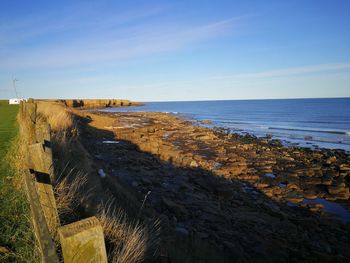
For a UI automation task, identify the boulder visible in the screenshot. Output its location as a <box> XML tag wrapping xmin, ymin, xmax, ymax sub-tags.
<box><xmin>217</xmin><ymin>186</ymin><xmax>234</xmax><ymax>199</ymax></box>
<box><xmin>285</xmin><ymin>193</ymin><xmax>303</xmax><ymax>203</ymax></box>
<box><xmin>162</xmin><ymin>197</ymin><xmax>188</xmax><ymax>220</ymax></box>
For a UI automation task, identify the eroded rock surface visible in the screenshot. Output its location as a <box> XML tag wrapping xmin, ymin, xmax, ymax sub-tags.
<box><xmin>79</xmin><ymin>110</ymin><xmax>350</xmax><ymax>262</ymax></box>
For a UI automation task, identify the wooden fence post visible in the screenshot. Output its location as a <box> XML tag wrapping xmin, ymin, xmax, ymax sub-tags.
<box><xmin>35</xmin><ymin>122</ymin><xmax>51</xmax><ymax>142</ymax></box>
<box><xmin>24</xmin><ymin>170</ymin><xmax>59</xmax><ymax>263</ymax></box>
<box><xmin>35</xmin><ymin>122</ymin><xmax>56</xmax><ymax>182</ymax></box>
<box><xmin>28</xmin><ymin>143</ymin><xmax>60</xmax><ymax>233</ymax></box>
<box><xmin>25</xmin><ymin>101</ymin><xmax>37</xmax><ymax>144</ymax></box>
<box><xmin>58</xmin><ymin>217</ymin><xmax>108</xmax><ymax>263</ymax></box>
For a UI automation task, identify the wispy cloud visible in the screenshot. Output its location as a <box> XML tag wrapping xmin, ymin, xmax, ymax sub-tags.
<box><xmin>126</xmin><ymin>62</ymin><xmax>350</xmax><ymax>89</ymax></box>
<box><xmin>0</xmin><ymin>4</ymin><xmax>242</xmax><ymax>70</ymax></box>
<box><xmin>0</xmin><ymin>4</ymin><xmax>165</xmax><ymax>45</ymax></box>
<box><xmin>230</xmin><ymin>63</ymin><xmax>350</xmax><ymax>79</ymax></box>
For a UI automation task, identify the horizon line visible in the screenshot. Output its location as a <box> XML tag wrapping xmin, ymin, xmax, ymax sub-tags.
<box><xmin>1</xmin><ymin>96</ymin><xmax>349</xmax><ymax>102</ymax></box>
<box><xmin>141</xmin><ymin>96</ymin><xmax>350</xmax><ymax>103</ymax></box>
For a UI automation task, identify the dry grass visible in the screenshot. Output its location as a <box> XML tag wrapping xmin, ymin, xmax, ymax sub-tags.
<box><xmin>36</xmin><ymin>101</ymin><xmax>74</xmax><ymax>132</ymax></box>
<box><xmin>36</xmin><ymin>101</ymin><xmax>78</xmax><ymax>162</ymax></box>
<box><xmin>35</xmin><ymin>101</ymin><xmax>161</xmax><ymax>262</ymax></box>
<box><xmin>98</xmin><ymin>201</ymin><xmax>160</xmax><ymax>263</ymax></box>
<box><xmin>54</xmin><ymin>169</ymin><xmax>87</xmax><ymax>221</ymax></box>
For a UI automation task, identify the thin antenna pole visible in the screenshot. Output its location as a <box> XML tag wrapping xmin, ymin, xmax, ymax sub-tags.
<box><xmin>12</xmin><ymin>76</ymin><xmax>19</xmax><ymax>99</ymax></box>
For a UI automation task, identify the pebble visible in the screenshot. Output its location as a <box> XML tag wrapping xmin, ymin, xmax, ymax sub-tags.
<box><xmin>175</xmin><ymin>226</ymin><xmax>189</xmax><ymax>236</ymax></box>
<box><xmin>98</xmin><ymin>168</ymin><xmax>106</xmax><ymax>178</ymax></box>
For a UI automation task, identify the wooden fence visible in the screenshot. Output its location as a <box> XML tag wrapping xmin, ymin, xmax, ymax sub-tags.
<box><xmin>19</xmin><ymin>100</ymin><xmax>107</xmax><ymax>263</ymax></box>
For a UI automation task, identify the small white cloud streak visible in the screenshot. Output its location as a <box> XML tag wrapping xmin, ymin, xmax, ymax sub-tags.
<box><xmin>125</xmin><ymin>62</ymin><xmax>350</xmax><ymax>89</ymax></box>
<box><xmin>39</xmin><ymin>62</ymin><xmax>350</xmax><ymax>91</ymax></box>
<box><xmin>0</xmin><ymin>5</ymin><xmax>165</xmax><ymax>45</ymax></box>
<box><xmin>0</xmin><ymin>5</ymin><xmax>242</xmax><ymax>70</ymax></box>
<box><xmin>230</xmin><ymin>63</ymin><xmax>350</xmax><ymax>79</ymax></box>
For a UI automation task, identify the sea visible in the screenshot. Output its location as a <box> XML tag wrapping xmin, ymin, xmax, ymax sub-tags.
<box><xmin>102</xmin><ymin>98</ymin><xmax>350</xmax><ymax>152</ymax></box>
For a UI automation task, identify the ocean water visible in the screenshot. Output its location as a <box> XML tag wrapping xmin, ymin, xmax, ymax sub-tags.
<box><xmin>102</xmin><ymin>98</ymin><xmax>350</xmax><ymax>151</ymax></box>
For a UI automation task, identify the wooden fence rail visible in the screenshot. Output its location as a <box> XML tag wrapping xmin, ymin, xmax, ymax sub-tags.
<box><xmin>20</xmin><ymin>100</ymin><xmax>107</xmax><ymax>263</ymax></box>
<box><xmin>24</xmin><ymin>169</ymin><xmax>59</xmax><ymax>263</ymax></box>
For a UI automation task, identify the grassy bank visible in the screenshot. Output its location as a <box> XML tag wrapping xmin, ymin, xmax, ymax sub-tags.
<box><xmin>37</xmin><ymin>101</ymin><xmax>160</xmax><ymax>262</ymax></box>
<box><xmin>0</xmin><ymin>101</ymin><xmax>38</xmax><ymax>262</ymax></box>
<box><xmin>0</xmin><ymin>101</ymin><xmax>18</xmax><ymax>154</ymax></box>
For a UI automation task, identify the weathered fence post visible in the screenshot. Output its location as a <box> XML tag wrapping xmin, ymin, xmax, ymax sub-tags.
<box><xmin>25</xmin><ymin>101</ymin><xmax>37</xmax><ymax>144</ymax></box>
<box><xmin>34</xmin><ymin>122</ymin><xmax>56</xmax><ymax>182</ymax></box>
<box><xmin>58</xmin><ymin>217</ymin><xmax>108</xmax><ymax>263</ymax></box>
<box><xmin>28</xmin><ymin>143</ymin><xmax>60</xmax><ymax>233</ymax></box>
<box><xmin>24</xmin><ymin>170</ymin><xmax>59</xmax><ymax>263</ymax></box>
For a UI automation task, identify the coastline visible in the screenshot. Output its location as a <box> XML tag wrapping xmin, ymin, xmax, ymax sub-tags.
<box><xmin>37</xmin><ymin>99</ymin><xmax>144</xmax><ymax>109</ymax></box>
<box><xmin>75</xmin><ymin>108</ymin><xmax>350</xmax><ymax>261</ymax></box>
<box><xmin>102</xmin><ymin>98</ymin><xmax>350</xmax><ymax>152</ymax></box>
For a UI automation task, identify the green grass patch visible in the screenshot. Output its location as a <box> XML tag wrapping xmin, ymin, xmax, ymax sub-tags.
<box><xmin>0</xmin><ymin>101</ymin><xmax>39</xmax><ymax>262</ymax></box>
<box><xmin>0</xmin><ymin>101</ymin><xmax>19</xmax><ymax>156</ymax></box>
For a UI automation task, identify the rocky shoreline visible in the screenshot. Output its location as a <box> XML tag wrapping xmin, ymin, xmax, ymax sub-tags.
<box><xmin>77</xmin><ymin>109</ymin><xmax>350</xmax><ymax>262</ymax></box>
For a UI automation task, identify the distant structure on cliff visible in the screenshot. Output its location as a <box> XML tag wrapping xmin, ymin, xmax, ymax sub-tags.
<box><xmin>9</xmin><ymin>98</ymin><xmax>24</xmax><ymax>104</ymax></box>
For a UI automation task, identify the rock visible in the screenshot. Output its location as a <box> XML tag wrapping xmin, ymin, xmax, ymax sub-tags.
<box><xmin>308</xmin><ymin>203</ymin><xmax>324</xmax><ymax>212</ymax></box>
<box><xmin>303</xmin><ymin>190</ymin><xmax>318</xmax><ymax>200</ymax></box>
<box><xmin>287</xmin><ymin>183</ymin><xmax>299</xmax><ymax>190</ymax></box>
<box><xmin>340</xmin><ymin>164</ymin><xmax>350</xmax><ymax>171</ymax></box>
<box><xmin>98</xmin><ymin>168</ymin><xmax>106</xmax><ymax>178</ymax></box>
<box><xmin>326</xmin><ymin>156</ymin><xmax>337</xmax><ymax>164</ymax></box>
<box><xmin>329</xmin><ymin>187</ymin><xmax>350</xmax><ymax>199</ymax></box>
<box><xmin>193</xmin><ymin>179</ymin><xmax>215</xmax><ymax>192</ymax></box>
<box><xmin>255</xmin><ymin>183</ymin><xmax>269</xmax><ymax>189</ymax></box>
<box><xmin>175</xmin><ymin>226</ymin><xmax>189</xmax><ymax>236</ymax></box>
<box><xmin>201</xmin><ymin>120</ymin><xmax>213</xmax><ymax>124</ymax></box>
<box><xmin>263</xmin><ymin>188</ymin><xmax>275</xmax><ymax>197</ymax></box>
<box><xmin>322</xmin><ymin>175</ymin><xmax>333</xmax><ymax>185</ymax></box>
<box><xmin>201</xmin><ymin>212</ymin><xmax>224</xmax><ymax>223</ymax></box>
<box><xmin>217</xmin><ymin>162</ymin><xmax>247</xmax><ymax>176</ymax></box>
<box><xmin>328</xmin><ymin>184</ymin><xmax>348</xmax><ymax>195</ymax></box>
<box><xmin>197</xmin><ymin>232</ymin><xmax>209</xmax><ymax>239</ymax></box>
<box><xmin>84</xmin><ymin>109</ymin><xmax>350</xmax><ymax>262</ymax></box>
<box><xmin>222</xmin><ymin>241</ymin><xmax>244</xmax><ymax>258</ymax></box>
<box><xmin>162</xmin><ymin>197</ymin><xmax>188</xmax><ymax>220</ymax></box>
<box><xmin>303</xmin><ymin>177</ymin><xmax>322</xmax><ymax>185</ymax></box>
<box><xmin>335</xmin><ymin>194</ymin><xmax>349</xmax><ymax>200</ymax></box>
<box><xmin>179</xmin><ymin>181</ymin><xmax>192</xmax><ymax>191</ymax></box>
<box><xmin>141</xmin><ymin>177</ymin><xmax>152</xmax><ymax>185</ymax></box>
<box><xmin>190</xmin><ymin>160</ymin><xmax>199</xmax><ymax>168</ymax></box>
<box><xmin>217</xmin><ymin>186</ymin><xmax>234</xmax><ymax>199</ymax></box>
<box><xmin>285</xmin><ymin>193</ymin><xmax>304</xmax><ymax>203</ymax></box>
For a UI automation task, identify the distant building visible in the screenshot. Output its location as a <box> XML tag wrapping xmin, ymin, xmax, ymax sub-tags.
<box><xmin>9</xmin><ymin>98</ymin><xmax>23</xmax><ymax>104</ymax></box>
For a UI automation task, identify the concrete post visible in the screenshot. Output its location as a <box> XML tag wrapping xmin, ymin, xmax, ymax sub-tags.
<box><xmin>58</xmin><ymin>217</ymin><xmax>108</xmax><ymax>263</ymax></box>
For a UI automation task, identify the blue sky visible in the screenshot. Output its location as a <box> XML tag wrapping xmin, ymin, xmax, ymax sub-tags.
<box><xmin>0</xmin><ymin>0</ymin><xmax>349</xmax><ymax>101</ymax></box>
